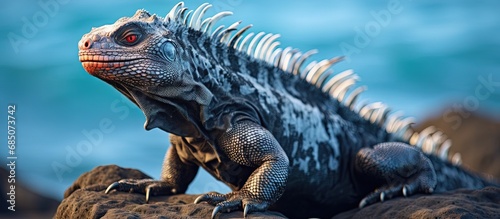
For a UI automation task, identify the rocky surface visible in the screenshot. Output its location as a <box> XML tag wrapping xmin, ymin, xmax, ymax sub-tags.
<box><xmin>55</xmin><ymin>165</ymin><xmax>286</xmax><ymax>219</ymax></box>
<box><xmin>55</xmin><ymin>165</ymin><xmax>500</xmax><ymax>219</ymax></box>
<box><xmin>333</xmin><ymin>186</ymin><xmax>500</xmax><ymax>219</ymax></box>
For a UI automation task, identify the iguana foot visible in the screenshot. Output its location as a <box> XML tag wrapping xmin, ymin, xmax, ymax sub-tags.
<box><xmin>194</xmin><ymin>190</ymin><xmax>270</xmax><ymax>218</ymax></box>
<box><xmin>356</xmin><ymin>142</ymin><xmax>437</xmax><ymax>208</ymax></box>
<box><xmin>358</xmin><ymin>182</ymin><xmax>434</xmax><ymax>208</ymax></box>
<box><xmin>105</xmin><ymin>179</ymin><xmax>176</xmax><ymax>202</ymax></box>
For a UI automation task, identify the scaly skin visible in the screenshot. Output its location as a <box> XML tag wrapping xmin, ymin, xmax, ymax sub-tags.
<box><xmin>78</xmin><ymin>3</ymin><xmax>496</xmax><ymax>218</ymax></box>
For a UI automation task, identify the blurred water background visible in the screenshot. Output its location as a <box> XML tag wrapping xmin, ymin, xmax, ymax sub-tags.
<box><xmin>0</xmin><ymin>0</ymin><xmax>499</xmax><ymax>201</ymax></box>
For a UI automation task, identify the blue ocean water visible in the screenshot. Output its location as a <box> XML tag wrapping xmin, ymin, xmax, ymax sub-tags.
<box><xmin>0</xmin><ymin>0</ymin><xmax>499</xmax><ymax>200</ymax></box>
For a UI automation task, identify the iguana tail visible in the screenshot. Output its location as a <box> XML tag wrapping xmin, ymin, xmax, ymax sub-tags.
<box><xmin>427</xmin><ymin>154</ymin><xmax>498</xmax><ymax>192</ymax></box>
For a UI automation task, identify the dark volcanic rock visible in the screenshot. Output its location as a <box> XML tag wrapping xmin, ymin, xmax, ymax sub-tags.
<box><xmin>333</xmin><ymin>186</ymin><xmax>500</xmax><ymax>219</ymax></box>
<box><xmin>55</xmin><ymin>165</ymin><xmax>287</xmax><ymax>219</ymax></box>
<box><xmin>56</xmin><ymin>165</ymin><xmax>500</xmax><ymax>219</ymax></box>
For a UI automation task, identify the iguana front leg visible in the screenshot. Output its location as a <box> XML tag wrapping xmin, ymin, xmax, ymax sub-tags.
<box><xmin>105</xmin><ymin>135</ymin><xmax>199</xmax><ymax>201</ymax></box>
<box><xmin>195</xmin><ymin>120</ymin><xmax>290</xmax><ymax>218</ymax></box>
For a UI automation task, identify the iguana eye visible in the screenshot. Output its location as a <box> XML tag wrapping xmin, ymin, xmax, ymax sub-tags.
<box><xmin>115</xmin><ymin>25</ymin><xmax>143</xmax><ymax>46</ymax></box>
<box><xmin>125</xmin><ymin>34</ymin><xmax>138</xmax><ymax>44</ymax></box>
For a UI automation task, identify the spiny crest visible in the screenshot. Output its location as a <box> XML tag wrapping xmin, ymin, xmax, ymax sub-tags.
<box><xmin>122</xmin><ymin>9</ymin><xmax>163</xmax><ymax>26</ymax></box>
<box><xmin>164</xmin><ymin>2</ymin><xmax>461</xmax><ymax>165</ymax></box>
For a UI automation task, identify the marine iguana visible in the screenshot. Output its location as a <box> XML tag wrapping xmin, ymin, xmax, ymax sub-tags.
<box><xmin>78</xmin><ymin>2</ymin><xmax>496</xmax><ymax>218</ymax></box>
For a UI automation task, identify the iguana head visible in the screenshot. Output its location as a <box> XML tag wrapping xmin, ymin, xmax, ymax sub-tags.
<box><xmin>78</xmin><ymin>9</ymin><xmax>213</xmax><ymax>136</ymax></box>
<box><xmin>79</xmin><ymin>10</ymin><xmax>180</xmax><ymax>87</ymax></box>
<box><xmin>79</xmin><ymin>9</ymin><xmax>212</xmax><ymax>103</ymax></box>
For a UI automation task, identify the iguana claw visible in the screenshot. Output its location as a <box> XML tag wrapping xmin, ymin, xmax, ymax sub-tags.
<box><xmin>193</xmin><ymin>195</ymin><xmax>204</xmax><ymax>204</ymax></box>
<box><xmin>105</xmin><ymin>181</ymin><xmax>154</xmax><ymax>203</ymax></box>
<box><xmin>211</xmin><ymin>205</ymin><xmax>222</xmax><ymax>219</ymax></box>
<box><xmin>243</xmin><ymin>204</ymin><xmax>250</xmax><ymax>218</ymax></box>
<box><xmin>105</xmin><ymin>182</ymin><xmax>120</xmax><ymax>194</ymax></box>
<box><xmin>194</xmin><ymin>191</ymin><xmax>270</xmax><ymax>218</ymax></box>
<box><xmin>145</xmin><ymin>185</ymin><xmax>152</xmax><ymax>202</ymax></box>
<box><xmin>103</xmin><ymin>179</ymin><xmax>176</xmax><ymax>203</ymax></box>
<box><xmin>359</xmin><ymin>177</ymin><xmax>436</xmax><ymax>208</ymax></box>
<box><xmin>194</xmin><ymin>192</ymin><xmax>226</xmax><ymax>205</ymax></box>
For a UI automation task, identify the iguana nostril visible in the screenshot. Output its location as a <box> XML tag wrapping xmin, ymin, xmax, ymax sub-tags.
<box><xmin>79</xmin><ymin>39</ymin><xmax>92</xmax><ymax>50</ymax></box>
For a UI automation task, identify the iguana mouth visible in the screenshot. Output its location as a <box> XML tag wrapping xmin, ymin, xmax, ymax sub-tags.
<box><xmin>79</xmin><ymin>54</ymin><xmax>143</xmax><ymax>75</ymax></box>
